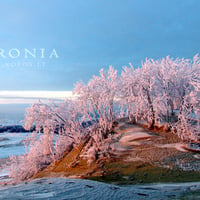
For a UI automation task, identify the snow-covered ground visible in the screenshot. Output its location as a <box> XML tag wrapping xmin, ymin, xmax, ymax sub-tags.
<box><xmin>0</xmin><ymin>178</ymin><xmax>200</xmax><ymax>199</ymax></box>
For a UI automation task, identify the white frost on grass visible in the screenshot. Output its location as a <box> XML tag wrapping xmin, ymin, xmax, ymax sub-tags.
<box><xmin>154</xmin><ymin>143</ymin><xmax>188</xmax><ymax>152</ymax></box>
<box><xmin>193</xmin><ymin>154</ymin><xmax>200</xmax><ymax>159</ymax></box>
<box><xmin>124</xmin><ymin>156</ymin><xmax>144</xmax><ymax>162</ymax></box>
<box><xmin>119</xmin><ymin>132</ymin><xmax>153</xmax><ymax>144</ymax></box>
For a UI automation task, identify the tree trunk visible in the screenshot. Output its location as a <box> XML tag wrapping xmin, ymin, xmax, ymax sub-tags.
<box><xmin>146</xmin><ymin>90</ymin><xmax>155</xmax><ymax>129</ymax></box>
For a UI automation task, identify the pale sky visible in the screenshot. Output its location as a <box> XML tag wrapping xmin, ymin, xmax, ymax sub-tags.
<box><xmin>0</xmin><ymin>0</ymin><xmax>200</xmax><ymax>91</ymax></box>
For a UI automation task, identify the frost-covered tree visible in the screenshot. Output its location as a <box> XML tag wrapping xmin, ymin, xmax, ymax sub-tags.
<box><xmin>73</xmin><ymin>66</ymin><xmax>119</xmax><ymax>133</ymax></box>
<box><xmin>8</xmin><ymin>99</ymin><xmax>92</xmax><ymax>182</ymax></box>
<box><xmin>120</xmin><ymin>59</ymin><xmax>159</xmax><ymax>128</ymax></box>
<box><xmin>120</xmin><ymin>55</ymin><xmax>200</xmax><ymax>135</ymax></box>
<box><xmin>171</xmin><ymin>55</ymin><xmax>200</xmax><ymax>141</ymax></box>
<box><xmin>8</xmin><ymin>66</ymin><xmax>120</xmax><ymax>182</ymax></box>
<box><xmin>73</xmin><ymin>66</ymin><xmax>119</xmax><ymax>163</ymax></box>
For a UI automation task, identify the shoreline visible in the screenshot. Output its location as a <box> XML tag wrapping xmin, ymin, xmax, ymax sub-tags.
<box><xmin>1</xmin><ymin>178</ymin><xmax>200</xmax><ymax>199</ymax></box>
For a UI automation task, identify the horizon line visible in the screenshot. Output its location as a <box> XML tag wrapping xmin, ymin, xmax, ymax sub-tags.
<box><xmin>0</xmin><ymin>91</ymin><xmax>74</xmax><ymax>104</ymax></box>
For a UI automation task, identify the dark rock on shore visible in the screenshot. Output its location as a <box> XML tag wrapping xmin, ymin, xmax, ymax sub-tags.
<box><xmin>0</xmin><ymin>125</ymin><xmax>35</xmax><ymax>133</ymax></box>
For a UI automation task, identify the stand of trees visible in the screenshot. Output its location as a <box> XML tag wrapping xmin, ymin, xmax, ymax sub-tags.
<box><xmin>8</xmin><ymin>55</ymin><xmax>200</xmax><ymax>182</ymax></box>
<box><xmin>120</xmin><ymin>55</ymin><xmax>200</xmax><ymax>140</ymax></box>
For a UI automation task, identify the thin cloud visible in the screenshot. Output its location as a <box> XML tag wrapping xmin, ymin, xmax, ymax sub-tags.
<box><xmin>0</xmin><ymin>91</ymin><xmax>74</xmax><ymax>104</ymax></box>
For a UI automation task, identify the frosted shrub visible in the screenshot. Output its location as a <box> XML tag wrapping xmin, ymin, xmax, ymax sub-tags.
<box><xmin>173</xmin><ymin>91</ymin><xmax>200</xmax><ymax>142</ymax></box>
<box><xmin>8</xmin><ymin>132</ymin><xmax>54</xmax><ymax>182</ymax></box>
<box><xmin>81</xmin><ymin>127</ymin><xmax>117</xmax><ymax>165</ymax></box>
<box><xmin>54</xmin><ymin>135</ymin><xmax>74</xmax><ymax>159</ymax></box>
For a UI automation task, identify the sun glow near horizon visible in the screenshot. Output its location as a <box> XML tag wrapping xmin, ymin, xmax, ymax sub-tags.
<box><xmin>0</xmin><ymin>91</ymin><xmax>74</xmax><ymax>104</ymax></box>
